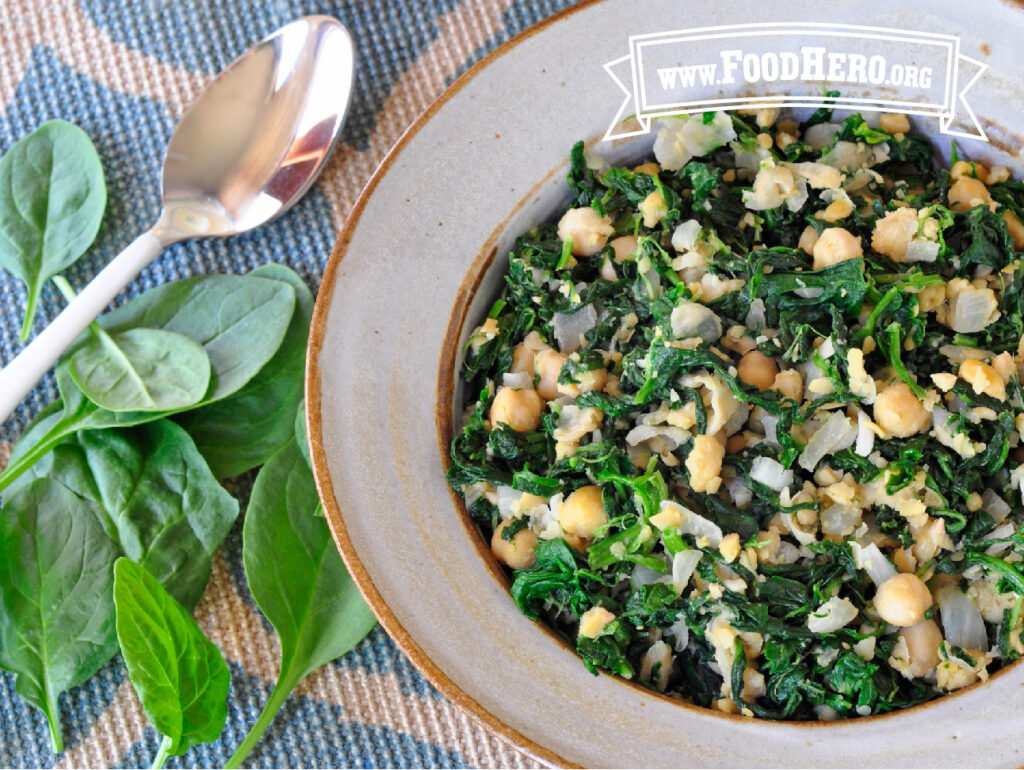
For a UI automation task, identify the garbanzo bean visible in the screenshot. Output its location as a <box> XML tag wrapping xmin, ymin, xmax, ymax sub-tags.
<box><xmin>896</xmin><ymin>620</ymin><xmax>943</xmax><ymax>677</ymax></box>
<box><xmin>812</xmin><ymin>227</ymin><xmax>863</xmax><ymax>270</ymax></box>
<box><xmin>874</xmin><ymin>573</ymin><xmax>933</xmax><ymax>627</ymax></box>
<box><xmin>557</xmin><ymin>207</ymin><xmax>614</xmax><ymax>256</ymax></box>
<box><xmin>959</xmin><ymin>358</ymin><xmax>1006</xmax><ymax>401</ymax></box>
<box><xmin>737</xmin><ymin>350</ymin><xmax>779</xmax><ymax>391</ymax></box>
<box><xmin>559</xmin><ymin>485</ymin><xmax>607</xmax><ymax>540</ymax></box>
<box><xmin>491</xmin><ymin>519</ymin><xmax>538</xmax><ymax>569</ymax></box>
<box><xmin>686</xmin><ymin>434</ymin><xmax>724</xmax><ymax>494</ymax></box>
<box><xmin>947</xmin><ymin>176</ymin><xmax>992</xmax><ymax>212</ymax></box>
<box><xmin>489</xmin><ymin>386</ymin><xmax>543</xmax><ymax>433</ymax></box>
<box><xmin>873</xmin><ymin>382</ymin><xmax>930</xmax><ymax>438</ymax></box>
<box><xmin>535</xmin><ymin>348</ymin><xmax>568</xmax><ymax>401</ymax></box>
<box><xmin>609</xmin><ymin>235</ymin><xmax>638</xmax><ymax>262</ymax></box>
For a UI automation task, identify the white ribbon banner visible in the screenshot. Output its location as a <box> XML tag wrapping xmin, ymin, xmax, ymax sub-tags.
<box><xmin>603</xmin><ymin>22</ymin><xmax>988</xmax><ymax>142</ymax></box>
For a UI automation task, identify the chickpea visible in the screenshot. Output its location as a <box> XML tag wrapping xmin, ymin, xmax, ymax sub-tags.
<box><xmin>897</xmin><ymin>619</ymin><xmax>943</xmax><ymax>677</ymax></box>
<box><xmin>578</xmin><ymin>606</ymin><xmax>615</xmax><ymax>638</ymax></box>
<box><xmin>812</xmin><ymin>227</ymin><xmax>863</xmax><ymax>270</ymax></box>
<box><xmin>510</xmin><ymin>331</ymin><xmax>548</xmax><ymax>376</ymax></box>
<box><xmin>874</xmin><ymin>573</ymin><xmax>933</xmax><ymax>627</ymax></box>
<box><xmin>950</xmin><ymin>160</ymin><xmax>989</xmax><ymax>184</ymax></box>
<box><xmin>610</xmin><ymin>235</ymin><xmax>638</xmax><ymax>263</ymax></box>
<box><xmin>737</xmin><ymin>350</ymin><xmax>779</xmax><ymax>391</ymax></box>
<box><xmin>797</xmin><ymin>225</ymin><xmax>818</xmax><ymax>255</ymax></box>
<box><xmin>559</xmin><ymin>485</ymin><xmax>607</xmax><ymax>540</ymax></box>
<box><xmin>489</xmin><ymin>386</ymin><xmax>543</xmax><ymax>433</ymax></box>
<box><xmin>557</xmin><ymin>207</ymin><xmax>614</xmax><ymax>256</ymax></box>
<box><xmin>491</xmin><ymin>519</ymin><xmax>538</xmax><ymax>569</ymax></box>
<box><xmin>871</xmin><ymin>207</ymin><xmax>919</xmax><ymax>261</ymax></box>
<box><xmin>872</xmin><ymin>382</ymin><xmax>930</xmax><ymax>438</ymax></box>
<box><xmin>959</xmin><ymin>358</ymin><xmax>1006</xmax><ymax>401</ymax></box>
<box><xmin>879</xmin><ymin>113</ymin><xmax>911</xmax><ymax>134</ymax></box>
<box><xmin>639</xmin><ymin>191</ymin><xmax>667</xmax><ymax>227</ymax></box>
<box><xmin>534</xmin><ymin>348</ymin><xmax>568</xmax><ymax>401</ymax></box>
<box><xmin>772</xmin><ymin>369</ymin><xmax>804</xmax><ymax>402</ymax></box>
<box><xmin>947</xmin><ymin>176</ymin><xmax>992</xmax><ymax>212</ymax></box>
<box><xmin>1003</xmin><ymin>211</ymin><xmax>1024</xmax><ymax>250</ymax></box>
<box><xmin>686</xmin><ymin>434</ymin><xmax>724</xmax><ymax>494</ymax></box>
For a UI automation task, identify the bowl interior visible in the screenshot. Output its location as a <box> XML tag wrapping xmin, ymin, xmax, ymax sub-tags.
<box><xmin>309</xmin><ymin>1</ymin><xmax>1024</xmax><ymax>766</ymax></box>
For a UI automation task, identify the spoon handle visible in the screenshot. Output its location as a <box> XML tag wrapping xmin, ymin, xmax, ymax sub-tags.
<box><xmin>0</xmin><ymin>229</ymin><xmax>167</xmax><ymax>424</ymax></box>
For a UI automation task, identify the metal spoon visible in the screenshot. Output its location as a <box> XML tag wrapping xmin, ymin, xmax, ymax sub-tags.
<box><xmin>0</xmin><ymin>15</ymin><xmax>355</xmax><ymax>422</ymax></box>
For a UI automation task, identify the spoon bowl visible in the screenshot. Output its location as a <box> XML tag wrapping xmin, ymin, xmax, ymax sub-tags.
<box><xmin>0</xmin><ymin>15</ymin><xmax>355</xmax><ymax>422</ymax></box>
<box><xmin>159</xmin><ymin>15</ymin><xmax>354</xmax><ymax>241</ymax></box>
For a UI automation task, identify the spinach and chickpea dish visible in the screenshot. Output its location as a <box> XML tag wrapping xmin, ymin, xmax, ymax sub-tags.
<box><xmin>446</xmin><ymin>106</ymin><xmax>1024</xmax><ymax>720</ymax></box>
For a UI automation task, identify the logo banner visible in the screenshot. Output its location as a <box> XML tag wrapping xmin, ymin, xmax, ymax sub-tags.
<box><xmin>603</xmin><ymin>22</ymin><xmax>987</xmax><ymax>142</ymax></box>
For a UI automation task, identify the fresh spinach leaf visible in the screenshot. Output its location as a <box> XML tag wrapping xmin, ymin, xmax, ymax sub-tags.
<box><xmin>176</xmin><ymin>264</ymin><xmax>313</xmax><ymax>478</ymax></box>
<box><xmin>114</xmin><ymin>558</ymin><xmax>229</xmax><ymax>767</ymax></box>
<box><xmin>9</xmin><ymin>419</ymin><xmax>238</xmax><ymax>608</ymax></box>
<box><xmin>225</xmin><ymin>437</ymin><xmax>376</xmax><ymax>768</ymax></box>
<box><xmin>0</xmin><ymin>121</ymin><xmax>106</xmax><ymax>340</ymax></box>
<box><xmin>0</xmin><ymin>478</ymin><xmax>119</xmax><ymax>753</ymax></box>
<box><xmin>69</xmin><ymin>327</ymin><xmax>211</xmax><ymax>412</ymax></box>
<box><xmin>0</xmin><ymin>272</ymin><xmax>296</xmax><ymax>491</ymax></box>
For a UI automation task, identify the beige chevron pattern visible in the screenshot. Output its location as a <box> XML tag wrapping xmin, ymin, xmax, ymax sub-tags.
<box><xmin>0</xmin><ymin>0</ymin><xmax>545</xmax><ymax>766</ymax></box>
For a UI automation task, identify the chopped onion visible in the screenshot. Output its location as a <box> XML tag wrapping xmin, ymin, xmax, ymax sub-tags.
<box><xmin>631</xmin><ymin>560</ymin><xmax>670</xmax><ymax>589</ymax></box>
<box><xmin>819</xmin><ymin>504</ymin><xmax>861</xmax><ymax>537</ymax></box>
<box><xmin>672</xmin><ymin>549</ymin><xmax>702</xmax><ymax>594</ymax></box>
<box><xmin>903</xmin><ymin>240</ymin><xmax>940</xmax><ymax>263</ymax></box>
<box><xmin>671</xmin><ymin>219</ymin><xmax>701</xmax><ymax>252</ymax></box>
<box><xmin>804</xmin><ymin>122</ymin><xmax>841</xmax><ymax>150</ymax></box>
<box><xmin>745</xmin><ymin>298</ymin><xmax>766</xmax><ymax>330</ymax></box>
<box><xmin>750</xmin><ymin>456</ymin><xmax>793</xmax><ymax>492</ymax></box>
<box><xmin>625</xmin><ymin>424</ymin><xmax>690</xmax><ymax>448</ymax></box>
<box><xmin>725</xmin><ymin>476</ymin><xmax>753</xmax><ymax>508</ymax></box>
<box><xmin>950</xmin><ymin>288</ymin><xmax>999</xmax><ymax>333</ymax></box>
<box><xmin>723</xmin><ymin>403</ymin><xmax>750</xmax><ymax>436</ymax></box>
<box><xmin>807</xmin><ymin>596</ymin><xmax>858</xmax><ymax>633</ymax></box>
<box><xmin>798</xmin><ymin>411</ymin><xmax>856</xmax><ymax>471</ymax></box>
<box><xmin>939</xmin><ymin>344</ymin><xmax>996</xmax><ymax>363</ymax></box>
<box><xmin>793</xmin><ymin>286</ymin><xmax>824</xmax><ymax>299</ymax></box>
<box><xmin>984</xmin><ymin>523</ymin><xmax>1015</xmax><ymax>556</ymax></box>
<box><xmin>761</xmin><ymin>415</ymin><xmax>780</xmax><ymax>446</ymax></box>
<box><xmin>659</xmin><ymin>500</ymin><xmax>723</xmax><ymax>546</ymax></box>
<box><xmin>669</xmin><ymin>617</ymin><xmax>690</xmax><ymax>651</ymax></box>
<box><xmin>553</xmin><ymin>304</ymin><xmax>597</xmax><ymax>353</ymax></box>
<box><xmin>855</xmin><ymin>409</ymin><xmax>875</xmax><ymax>457</ymax></box>
<box><xmin>496</xmin><ymin>485</ymin><xmax>520</xmax><ymax>518</ymax></box>
<box><xmin>502</xmin><ymin>371</ymin><xmax>533</xmax><ymax>389</ymax></box>
<box><xmin>981</xmin><ymin>488</ymin><xmax>1011</xmax><ymax>523</ymax></box>
<box><xmin>851</xmin><ymin>542</ymin><xmax>897</xmax><ymax>585</ymax></box>
<box><xmin>781</xmin><ymin>512</ymin><xmax>816</xmax><ymax>546</ymax></box>
<box><xmin>936</xmin><ymin>585</ymin><xmax>988</xmax><ymax>651</ymax></box>
<box><xmin>670</xmin><ymin>301</ymin><xmax>722</xmax><ymax>343</ymax></box>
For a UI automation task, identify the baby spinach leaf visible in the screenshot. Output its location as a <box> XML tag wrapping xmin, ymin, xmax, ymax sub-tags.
<box><xmin>0</xmin><ymin>478</ymin><xmax>119</xmax><ymax>753</ymax></box>
<box><xmin>225</xmin><ymin>437</ymin><xmax>376</xmax><ymax>768</ymax></box>
<box><xmin>0</xmin><ymin>121</ymin><xmax>106</xmax><ymax>340</ymax></box>
<box><xmin>114</xmin><ymin>558</ymin><xmax>229</xmax><ymax>767</ymax></box>
<box><xmin>177</xmin><ymin>264</ymin><xmax>313</xmax><ymax>478</ymax></box>
<box><xmin>0</xmin><ymin>273</ymin><xmax>296</xmax><ymax>491</ymax></box>
<box><xmin>8</xmin><ymin>419</ymin><xmax>238</xmax><ymax>609</ymax></box>
<box><xmin>69</xmin><ymin>327</ymin><xmax>211</xmax><ymax>412</ymax></box>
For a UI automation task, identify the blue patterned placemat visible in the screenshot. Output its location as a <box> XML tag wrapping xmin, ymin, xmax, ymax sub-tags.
<box><xmin>0</xmin><ymin>1</ymin><xmax>575</xmax><ymax>766</ymax></box>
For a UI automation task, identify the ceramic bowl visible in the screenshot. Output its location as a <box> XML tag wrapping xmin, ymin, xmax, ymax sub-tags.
<box><xmin>307</xmin><ymin>0</ymin><xmax>1024</xmax><ymax>765</ymax></box>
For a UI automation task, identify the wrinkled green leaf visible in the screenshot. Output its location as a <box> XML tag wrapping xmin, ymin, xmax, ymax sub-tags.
<box><xmin>0</xmin><ymin>121</ymin><xmax>106</xmax><ymax>339</ymax></box>
<box><xmin>177</xmin><ymin>264</ymin><xmax>313</xmax><ymax>478</ymax></box>
<box><xmin>70</xmin><ymin>327</ymin><xmax>210</xmax><ymax>412</ymax></box>
<box><xmin>0</xmin><ymin>478</ymin><xmax>119</xmax><ymax>753</ymax></box>
<box><xmin>114</xmin><ymin>558</ymin><xmax>229</xmax><ymax>759</ymax></box>
<box><xmin>9</xmin><ymin>419</ymin><xmax>238</xmax><ymax>609</ymax></box>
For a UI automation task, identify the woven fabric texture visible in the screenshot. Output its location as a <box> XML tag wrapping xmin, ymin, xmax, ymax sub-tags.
<box><xmin>0</xmin><ymin>1</ymin><xmax>577</xmax><ymax>767</ymax></box>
